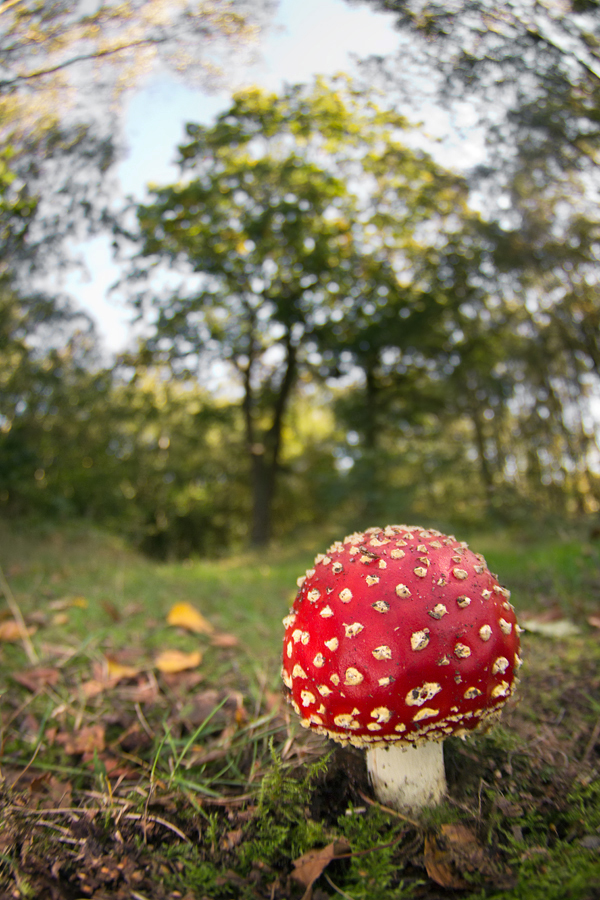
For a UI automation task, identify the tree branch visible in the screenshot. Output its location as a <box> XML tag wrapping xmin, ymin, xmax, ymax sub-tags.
<box><xmin>0</xmin><ymin>35</ymin><xmax>170</xmax><ymax>88</ymax></box>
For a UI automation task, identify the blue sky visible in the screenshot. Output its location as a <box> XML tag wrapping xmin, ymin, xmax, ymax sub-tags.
<box><xmin>63</xmin><ymin>0</ymin><xmax>402</xmax><ymax>353</ymax></box>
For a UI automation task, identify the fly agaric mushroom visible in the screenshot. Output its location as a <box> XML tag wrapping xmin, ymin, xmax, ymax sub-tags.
<box><xmin>282</xmin><ymin>525</ymin><xmax>521</xmax><ymax>811</ymax></box>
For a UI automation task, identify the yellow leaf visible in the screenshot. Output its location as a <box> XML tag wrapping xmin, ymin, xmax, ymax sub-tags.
<box><xmin>105</xmin><ymin>656</ymin><xmax>140</xmax><ymax>681</ymax></box>
<box><xmin>155</xmin><ymin>649</ymin><xmax>203</xmax><ymax>674</ymax></box>
<box><xmin>48</xmin><ymin>595</ymin><xmax>88</xmax><ymax>611</ymax></box>
<box><xmin>166</xmin><ymin>602</ymin><xmax>214</xmax><ymax>635</ymax></box>
<box><xmin>0</xmin><ymin>620</ymin><xmax>35</xmax><ymax>642</ymax></box>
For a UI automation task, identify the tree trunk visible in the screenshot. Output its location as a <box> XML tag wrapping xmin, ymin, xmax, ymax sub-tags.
<box><xmin>249</xmin><ymin>445</ymin><xmax>275</xmax><ymax>547</ymax></box>
<box><xmin>470</xmin><ymin>405</ymin><xmax>495</xmax><ymax>509</ymax></box>
<box><xmin>360</xmin><ymin>362</ymin><xmax>382</xmax><ymax>521</ymax></box>
<box><xmin>246</xmin><ymin>332</ymin><xmax>297</xmax><ymax>547</ymax></box>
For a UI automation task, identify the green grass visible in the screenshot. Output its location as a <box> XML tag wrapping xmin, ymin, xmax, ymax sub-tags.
<box><xmin>1</xmin><ymin>517</ymin><xmax>600</xmax><ymax>899</ymax></box>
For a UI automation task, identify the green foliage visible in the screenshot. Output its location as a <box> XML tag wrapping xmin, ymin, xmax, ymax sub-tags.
<box><xmin>257</xmin><ymin>739</ymin><xmax>331</xmax><ymax>820</ymax></box>
<box><xmin>336</xmin><ymin>807</ymin><xmax>421</xmax><ymax>899</ymax></box>
<box><xmin>240</xmin><ymin>741</ymin><xmax>332</xmax><ymax>866</ymax></box>
<box><xmin>0</xmin><ymin>0</ymin><xmax>271</xmax><ymax>139</ymax></box>
<box><xmin>131</xmin><ymin>76</ymin><xmax>483</xmax><ymax>544</ymax></box>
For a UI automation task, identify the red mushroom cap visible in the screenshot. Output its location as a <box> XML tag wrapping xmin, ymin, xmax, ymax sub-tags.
<box><xmin>282</xmin><ymin>525</ymin><xmax>521</xmax><ymax>748</ymax></box>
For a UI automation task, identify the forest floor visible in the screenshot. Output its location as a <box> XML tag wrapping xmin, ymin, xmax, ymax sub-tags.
<box><xmin>1</xmin><ymin>519</ymin><xmax>600</xmax><ymax>899</ymax></box>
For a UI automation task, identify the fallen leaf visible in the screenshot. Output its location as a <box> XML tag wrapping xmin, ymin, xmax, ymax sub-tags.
<box><xmin>0</xmin><ymin>619</ymin><xmax>35</xmax><ymax>642</ymax></box>
<box><xmin>521</xmin><ymin>617</ymin><xmax>580</xmax><ymax>637</ymax></box>
<box><xmin>29</xmin><ymin>773</ymin><xmax>73</xmax><ymax>809</ymax></box>
<box><xmin>424</xmin><ymin>823</ymin><xmax>514</xmax><ymax>890</ymax></box>
<box><xmin>51</xmin><ymin>612</ymin><xmax>69</xmax><ymax>626</ymax></box>
<box><xmin>48</xmin><ymin>595</ymin><xmax>88</xmax><ymax>611</ymax></box>
<box><xmin>167</xmin><ymin>602</ymin><xmax>214</xmax><ymax>634</ymax></box>
<box><xmin>587</xmin><ymin>615</ymin><xmax>600</xmax><ymax>629</ymax></box>
<box><xmin>119</xmin><ymin>679</ymin><xmax>161</xmax><ymax>705</ymax></box>
<box><xmin>101</xmin><ymin>599</ymin><xmax>121</xmax><ymax>622</ymax></box>
<box><xmin>155</xmin><ymin>648</ymin><xmax>203</xmax><ymax>673</ymax></box>
<box><xmin>210</xmin><ymin>632</ymin><xmax>239</xmax><ymax>648</ymax></box>
<box><xmin>80</xmin><ymin>678</ymin><xmax>111</xmax><ymax>699</ymax></box>
<box><xmin>105</xmin><ymin>655</ymin><xmax>141</xmax><ymax>681</ymax></box>
<box><xmin>160</xmin><ymin>670</ymin><xmax>204</xmax><ymax>692</ymax></box>
<box><xmin>56</xmin><ymin>724</ymin><xmax>105</xmax><ymax>755</ymax></box>
<box><xmin>292</xmin><ymin>839</ymin><xmax>351</xmax><ymax>899</ymax></box>
<box><xmin>13</xmin><ymin>667</ymin><xmax>60</xmax><ymax>692</ymax></box>
<box><xmin>220</xmin><ymin>828</ymin><xmax>244</xmax><ymax>850</ymax></box>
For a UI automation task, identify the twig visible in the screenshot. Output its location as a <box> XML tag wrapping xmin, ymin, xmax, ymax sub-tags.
<box><xmin>335</xmin><ymin>830</ymin><xmax>410</xmax><ymax>860</ymax></box>
<box><xmin>32</xmin><ymin>819</ymin><xmax>84</xmax><ymax>844</ymax></box>
<box><xmin>123</xmin><ymin>811</ymin><xmax>191</xmax><ymax>843</ymax></box>
<box><xmin>0</xmin><ymin>564</ymin><xmax>38</xmax><ymax>663</ymax></box>
<box><xmin>134</xmin><ymin>701</ymin><xmax>155</xmax><ymax>740</ymax></box>
<box><xmin>358</xmin><ymin>790</ymin><xmax>421</xmax><ymax>829</ymax></box>
<box><xmin>581</xmin><ymin>714</ymin><xmax>600</xmax><ymax>765</ymax></box>
<box><xmin>324</xmin><ymin>873</ymin><xmax>356</xmax><ymax>900</ymax></box>
<box><xmin>199</xmin><ymin>792</ymin><xmax>254</xmax><ymax>806</ymax></box>
<box><xmin>8</xmin><ymin>806</ymin><xmax>82</xmax><ymax>817</ymax></box>
<box><xmin>10</xmin><ymin>805</ymin><xmax>191</xmax><ymax>844</ymax></box>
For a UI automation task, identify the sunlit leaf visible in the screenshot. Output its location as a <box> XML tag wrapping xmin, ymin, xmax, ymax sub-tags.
<box><xmin>521</xmin><ymin>617</ymin><xmax>580</xmax><ymax>637</ymax></box>
<box><xmin>48</xmin><ymin>595</ymin><xmax>88</xmax><ymax>611</ymax></box>
<box><xmin>166</xmin><ymin>602</ymin><xmax>214</xmax><ymax>634</ymax></box>
<box><xmin>155</xmin><ymin>648</ymin><xmax>203</xmax><ymax>673</ymax></box>
<box><xmin>105</xmin><ymin>656</ymin><xmax>141</xmax><ymax>681</ymax></box>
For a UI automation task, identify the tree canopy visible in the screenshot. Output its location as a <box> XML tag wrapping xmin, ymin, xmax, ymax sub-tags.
<box><xmin>130</xmin><ymin>78</ymin><xmax>480</xmax><ymax>543</ymax></box>
<box><xmin>1</xmin><ymin>10</ymin><xmax>599</xmax><ymax>554</ymax></box>
<box><xmin>0</xmin><ymin>1</ymin><xmax>273</xmax><ymax>137</ymax></box>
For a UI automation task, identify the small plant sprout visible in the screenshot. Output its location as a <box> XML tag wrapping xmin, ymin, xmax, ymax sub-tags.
<box><xmin>282</xmin><ymin>525</ymin><xmax>522</xmax><ymax>811</ymax></box>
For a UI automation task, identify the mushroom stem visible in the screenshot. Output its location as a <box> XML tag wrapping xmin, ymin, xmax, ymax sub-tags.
<box><xmin>366</xmin><ymin>741</ymin><xmax>447</xmax><ymax>811</ymax></box>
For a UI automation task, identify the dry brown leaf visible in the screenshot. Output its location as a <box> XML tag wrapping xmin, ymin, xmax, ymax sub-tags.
<box><xmin>160</xmin><ymin>670</ymin><xmax>204</xmax><ymax>693</ymax></box>
<box><xmin>220</xmin><ymin>828</ymin><xmax>244</xmax><ymax>850</ymax></box>
<box><xmin>13</xmin><ymin>667</ymin><xmax>60</xmax><ymax>692</ymax></box>
<box><xmin>56</xmin><ymin>724</ymin><xmax>105</xmax><ymax>755</ymax></box>
<box><xmin>101</xmin><ymin>599</ymin><xmax>122</xmax><ymax>622</ymax></box>
<box><xmin>80</xmin><ymin>678</ymin><xmax>111</xmax><ymax>699</ymax></box>
<box><xmin>425</xmin><ymin>823</ymin><xmax>514</xmax><ymax>890</ymax></box>
<box><xmin>425</xmin><ymin>825</ymin><xmax>480</xmax><ymax>889</ymax></box>
<box><xmin>29</xmin><ymin>773</ymin><xmax>73</xmax><ymax>809</ymax></box>
<box><xmin>0</xmin><ymin>619</ymin><xmax>35</xmax><ymax>642</ymax></box>
<box><xmin>587</xmin><ymin>615</ymin><xmax>600</xmax><ymax>629</ymax></box>
<box><xmin>292</xmin><ymin>839</ymin><xmax>351</xmax><ymax>899</ymax></box>
<box><xmin>210</xmin><ymin>632</ymin><xmax>239</xmax><ymax>648</ymax></box>
<box><xmin>167</xmin><ymin>602</ymin><xmax>214</xmax><ymax>634</ymax></box>
<box><xmin>155</xmin><ymin>648</ymin><xmax>203</xmax><ymax>673</ymax></box>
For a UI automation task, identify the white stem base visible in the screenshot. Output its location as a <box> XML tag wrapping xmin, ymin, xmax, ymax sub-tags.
<box><xmin>366</xmin><ymin>741</ymin><xmax>447</xmax><ymax>811</ymax></box>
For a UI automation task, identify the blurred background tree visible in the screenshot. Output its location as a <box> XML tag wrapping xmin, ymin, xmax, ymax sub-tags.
<box><xmin>0</xmin><ymin>2</ymin><xmax>598</xmax><ymax>555</ymax></box>
<box><xmin>129</xmin><ymin>79</ymin><xmax>479</xmax><ymax>544</ymax></box>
